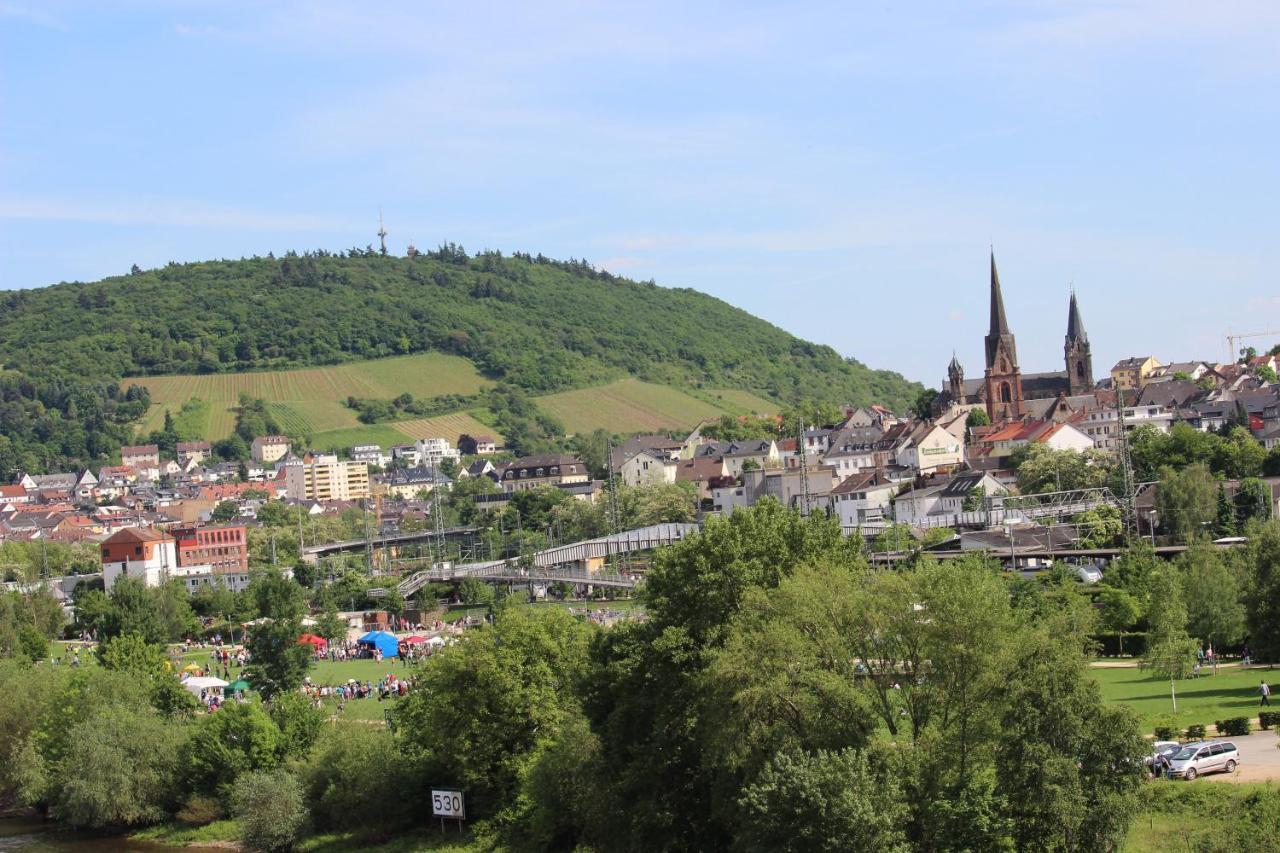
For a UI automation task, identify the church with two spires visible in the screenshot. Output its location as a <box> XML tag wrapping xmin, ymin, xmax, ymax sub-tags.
<box><xmin>934</xmin><ymin>253</ymin><xmax>1095</xmax><ymax>422</ymax></box>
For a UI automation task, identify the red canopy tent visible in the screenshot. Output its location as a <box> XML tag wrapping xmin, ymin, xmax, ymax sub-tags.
<box><xmin>399</xmin><ymin>635</ymin><xmax>429</xmax><ymax>647</ymax></box>
<box><xmin>298</xmin><ymin>633</ymin><xmax>328</xmax><ymax>650</ymax></box>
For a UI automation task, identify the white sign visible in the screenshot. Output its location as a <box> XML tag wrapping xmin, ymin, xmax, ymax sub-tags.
<box><xmin>432</xmin><ymin>789</ymin><xmax>465</xmax><ymax>819</ymax></box>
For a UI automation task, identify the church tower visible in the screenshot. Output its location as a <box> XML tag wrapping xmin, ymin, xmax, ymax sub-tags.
<box><xmin>1064</xmin><ymin>290</ymin><xmax>1093</xmax><ymax>395</ymax></box>
<box><xmin>983</xmin><ymin>252</ymin><xmax>1023</xmax><ymax>421</ymax></box>
<box><xmin>947</xmin><ymin>353</ymin><xmax>964</xmax><ymax>402</ymax></box>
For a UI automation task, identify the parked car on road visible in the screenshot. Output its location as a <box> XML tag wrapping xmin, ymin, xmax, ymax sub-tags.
<box><xmin>1166</xmin><ymin>741</ymin><xmax>1240</xmax><ymax>780</ymax></box>
<box><xmin>1145</xmin><ymin>740</ymin><xmax>1181</xmax><ymax>773</ymax></box>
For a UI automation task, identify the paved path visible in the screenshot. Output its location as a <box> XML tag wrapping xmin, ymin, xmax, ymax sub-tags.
<box><xmin>1192</xmin><ymin>730</ymin><xmax>1280</xmax><ymax>784</ymax></box>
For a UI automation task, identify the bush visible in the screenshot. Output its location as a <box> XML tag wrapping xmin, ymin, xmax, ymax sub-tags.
<box><xmin>1153</xmin><ymin>725</ymin><xmax>1176</xmax><ymax>740</ymax></box>
<box><xmin>1260</xmin><ymin>712</ymin><xmax>1280</xmax><ymax>730</ymax></box>
<box><xmin>54</xmin><ymin>708</ymin><xmax>185</xmax><ymax>829</ymax></box>
<box><xmin>176</xmin><ymin>794</ymin><xmax>223</xmax><ymax>826</ymax></box>
<box><xmin>231</xmin><ymin>769</ymin><xmax>308</xmax><ymax>852</ymax></box>
<box><xmin>183</xmin><ymin>701</ymin><xmax>281</xmax><ymax>793</ymax></box>
<box><xmin>1185</xmin><ymin>724</ymin><xmax>1206</xmax><ymax>740</ymax></box>
<box><xmin>1092</xmin><ymin>632</ymin><xmax>1148</xmax><ymax>658</ymax></box>
<box><xmin>1215</xmin><ymin>717</ymin><xmax>1251</xmax><ymax>736</ymax></box>
<box><xmin>302</xmin><ymin>723</ymin><xmax>413</xmax><ymax>832</ymax></box>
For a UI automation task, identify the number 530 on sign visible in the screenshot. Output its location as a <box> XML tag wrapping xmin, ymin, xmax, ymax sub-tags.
<box><xmin>432</xmin><ymin>789</ymin><xmax>465</xmax><ymax>819</ymax></box>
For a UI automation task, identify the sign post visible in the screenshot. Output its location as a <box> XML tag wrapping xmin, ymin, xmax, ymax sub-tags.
<box><xmin>431</xmin><ymin>788</ymin><xmax>465</xmax><ymax>832</ymax></box>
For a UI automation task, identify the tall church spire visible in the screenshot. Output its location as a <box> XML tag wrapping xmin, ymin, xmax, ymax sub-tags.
<box><xmin>1066</xmin><ymin>290</ymin><xmax>1087</xmax><ymax>344</ymax></box>
<box><xmin>1064</xmin><ymin>289</ymin><xmax>1094</xmax><ymax>394</ymax></box>
<box><xmin>983</xmin><ymin>250</ymin><xmax>1023</xmax><ymax>420</ymax></box>
<box><xmin>989</xmin><ymin>251</ymin><xmax>1009</xmax><ymax>337</ymax></box>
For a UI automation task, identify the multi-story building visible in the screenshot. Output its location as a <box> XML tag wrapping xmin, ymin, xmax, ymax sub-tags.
<box><xmin>414</xmin><ymin>438</ymin><xmax>461</xmax><ymax>468</ymax></box>
<box><xmin>101</xmin><ymin>526</ymin><xmax>180</xmax><ymax>588</ymax></box>
<box><xmin>251</xmin><ymin>435</ymin><xmax>291</xmax><ymax>464</ymax></box>
<box><xmin>283</xmin><ymin>455</ymin><xmax>370</xmax><ymax>501</ymax></box>
<box><xmin>121</xmin><ymin>444</ymin><xmax>161</xmax><ymax>468</ymax></box>
<box><xmin>176</xmin><ymin>441</ymin><xmax>212</xmax><ymax>465</ymax></box>
<box><xmin>1110</xmin><ymin>356</ymin><xmax>1164</xmax><ymax>393</ymax></box>
<box><xmin>1078</xmin><ymin>404</ymin><xmax>1174</xmax><ymax>451</ymax></box>
<box><xmin>172</xmin><ymin>523</ymin><xmax>249</xmax><ymax>575</ymax></box>
<box><xmin>350</xmin><ymin>444</ymin><xmax>390</xmax><ymax>467</ymax></box>
<box><xmin>498</xmin><ymin>454</ymin><xmax>589</xmax><ymax>493</ymax></box>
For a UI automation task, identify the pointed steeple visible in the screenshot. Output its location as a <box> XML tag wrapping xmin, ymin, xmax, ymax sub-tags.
<box><xmin>1066</xmin><ymin>290</ymin><xmax>1087</xmax><ymax>344</ymax></box>
<box><xmin>989</xmin><ymin>251</ymin><xmax>1009</xmax><ymax>337</ymax></box>
<box><xmin>948</xmin><ymin>351</ymin><xmax>963</xmax><ymax>375</ymax></box>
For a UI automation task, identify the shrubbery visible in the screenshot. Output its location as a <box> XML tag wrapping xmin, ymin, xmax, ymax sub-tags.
<box><xmin>1215</xmin><ymin>717</ymin><xmax>1252</xmax><ymax>736</ymax></box>
<box><xmin>231</xmin><ymin>770</ymin><xmax>309</xmax><ymax>853</ymax></box>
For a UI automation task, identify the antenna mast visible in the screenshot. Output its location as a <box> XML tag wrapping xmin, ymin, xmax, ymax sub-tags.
<box><xmin>796</xmin><ymin>418</ymin><xmax>811</xmax><ymax>516</ymax></box>
<box><xmin>377</xmin><ymin>210</ymin><xmax>388</xmax><ymax>256</ymax></box>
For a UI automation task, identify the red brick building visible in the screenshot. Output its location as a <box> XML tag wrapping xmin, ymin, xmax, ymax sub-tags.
<box><xmin>171</xmin><ymin>523</ymin><xmax>249</xmax><ymax>574</ymax></box>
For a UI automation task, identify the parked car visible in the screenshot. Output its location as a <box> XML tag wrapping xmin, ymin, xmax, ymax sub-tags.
<box><xmin>1145</xmin><ymin>740</ymin><xmax>1181</xmax><ymax>772</ymax></box>
<box><xmin>1165</xmin><ymin>741</ymin><xmax>1240</xmax><ymax>780</ymax></box>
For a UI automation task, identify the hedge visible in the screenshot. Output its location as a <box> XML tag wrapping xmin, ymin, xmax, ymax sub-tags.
<box><xmin>1185</xmin><ymin>724</ymin><xmax>1207</xmax><ymax>740</ymax></box>
<box><xmin>1093</xmin><ymin>632</ymin><xmax>1148</xmax><ymax>657</ymax></box>
<box><xmin>1215</xmin><ymin>717</ymin><xmax>1251</xmax><ymax>736</ymax></box>
<box><xmin>1260</xmin><ymin>712</ymin><xmax>1280</xmax><ymax>730</ymax></box>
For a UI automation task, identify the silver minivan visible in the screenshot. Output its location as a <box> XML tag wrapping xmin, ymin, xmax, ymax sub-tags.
<box><xmin>1165</xmin><ymin>741</ymin><xmax>1240</xmax><ymax>780</ymax></box>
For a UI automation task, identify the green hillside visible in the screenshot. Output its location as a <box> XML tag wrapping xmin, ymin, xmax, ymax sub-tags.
<box><xmin>0</xmin><ymin>248</ymin><xmax>920</xmax><ymax>473</ymax></box>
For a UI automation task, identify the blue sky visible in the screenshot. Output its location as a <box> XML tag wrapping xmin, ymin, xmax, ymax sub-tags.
<box><xmin>2</xmin><ymin>1</ymin><xmax>1278</xmax><ymax>386</ymax></box>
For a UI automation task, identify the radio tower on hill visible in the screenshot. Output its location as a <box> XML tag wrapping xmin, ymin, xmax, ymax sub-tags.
<box><xmin>377</xmin><ymin>210</ymin><xmax>388</xmax><ymax>256</ymax></box>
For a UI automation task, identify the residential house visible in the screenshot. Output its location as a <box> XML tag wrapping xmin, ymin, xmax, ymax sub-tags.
<box><xmin>712</xmin><ymin>466</ymin><xmax>838</xmax><ymax>516</ymax></box>
<box><xmin>100</xmin><ymin>526</ymin><xmax>179</xmax><ymax>588</ymax></box>
<box><xmin>415</xmin><ymin>438</ymin><xmax>461</xmax><ymax>468</ymax></box>
<box><xmin>390</xmin><ymin>444</ymin><xmax>422</xmax><ymax>467</ymax></box>
<box><xmin>828</xmin><ymin>470</ymin><xmax>898</xmax><ymax>529</ymax></box>
<box><xmin>821</xmin><ymin>442</ymin><xmax>877</xmax><ymax>482</ymax></box>
<box><xmin>1079</xmin><ymin>404</ymin><xmax>1174</xmax><ymax>450</ymax></box>
<box><xmin>1110</xmin><ymin>357</ymin><xmax>1164</xmax><ymax>393</ymax></box>
<box><xmin>674</xmin><ymin>457</ymin><xmax>732</xmax><ymax>501</ymax></box>
<box><xmin>458</xmin><ymin>434</ymin><xmax>498</xmax><ymax>455</ymax></box>
<box><xmin>459</xmin><ymin>459</ymin><xmax>497</xmax><ymax>480</ymax></box>
<box><xmin>251</xmin><ymin>435</ymin><xmax>291</xmax><ymax>464</ymax></box>
<box><xmin>121</xmin><ymin>444</ymin><xmax>161</xmax><ymax>468</ymax></box>
<box><xmin>1149</xmin><ymin>361</ymin><xmax>1212</xmax><ymax>383</ymax></box>
<box><xmin>498</xmin><ymin>454</ymin><xmax>589</xmax><ymax>493</ymax></box>
<box><xmin>350</xmin><ymin>444</ymin><xmax>390</xmax><ymax>468</ymax></box>
<box><xmin>620</xmin><ymin>450</ymin><xmax>677</xmax><ymax>488</ymax></box>
<box><xmin>694</xmin><ymin>440</ymin><xmax>780</xmax><ymax>477</ymax></box>
<box><xmin>176</xmin><ymin>441</ymin><xmax>212</xmax><ymax>465</ymax></box>
<box><xmin>896</xmin><ymin>421</ymin><xmax>965</xmax><ymax>475</ymax></box>
<box><xmin>380</xmin><ymin>466</ymin><xmax>454</xmax><ymax>499</ymax></box>
<box><xmin>0</xmin><ymin>485</ymin><xmax>29</xmax><ymax>507</ymax></box>
<box><xmin>610</xmin><ymin>434</ymin><xmax>685</xmax><ymax>470</ymax></box>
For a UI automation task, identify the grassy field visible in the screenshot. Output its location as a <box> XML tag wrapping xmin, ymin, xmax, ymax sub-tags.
<box><xmin>1093</xmin><ymin>663</ymin><xmax>1276</xmax><ymax>732</ymax></box>
<box><xmin>537</xmin><ymin>378</ymin><xmax>739</xmax><ymax>434</ymax></box>
<box><xmin>392</xmin><ymin>411</ymin><xmax>502</xmax><ymax>444</ymax></box>
<box><xmin>310</xmin><ymin>423</ymin><xmax>422</xmax><ymax>453</ymax></box>
<box><xmin>128</xmin><ymin>353</ymin><xmax>491</xmax><ymax>439</ymax></box>
<box><xmin>702</xmin><ymin>388</ymin><xmax>781</xmax><ymax>415</ymax></box>
<box><xmin>1122</xmin><ymin>782</ymin><xmax>1280</xmax><ymax>851</ymax></box>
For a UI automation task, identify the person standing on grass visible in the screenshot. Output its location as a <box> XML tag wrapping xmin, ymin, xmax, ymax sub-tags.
<box><xmin>1262</xmin><ymin>681</ymin><xmax>1272</xmax><ymax>706</ymax></box>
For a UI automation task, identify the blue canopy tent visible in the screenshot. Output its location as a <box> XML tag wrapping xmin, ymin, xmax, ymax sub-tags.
<box><xmin>357</xmin><ymin>630</ymin><xmax>399</xmax><ymax>658</ymax></box>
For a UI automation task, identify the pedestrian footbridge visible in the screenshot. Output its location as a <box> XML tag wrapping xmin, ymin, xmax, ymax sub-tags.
<box><xmin>371</xmin><ymin>522</ymin><xmax>701</xmax><ymax>598</ymax></box>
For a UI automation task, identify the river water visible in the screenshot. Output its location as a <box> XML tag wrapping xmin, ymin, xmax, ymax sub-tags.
<box><xmin>0</xmin><ymin>817</ymin><xmax>227</xmax><ymax>852</ymax></box>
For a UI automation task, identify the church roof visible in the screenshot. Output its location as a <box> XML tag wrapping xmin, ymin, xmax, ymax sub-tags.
<box><xmin>1066</xmin><ymin>291</ymin><xmax>1088</xmax><ymax>344</ymax></box>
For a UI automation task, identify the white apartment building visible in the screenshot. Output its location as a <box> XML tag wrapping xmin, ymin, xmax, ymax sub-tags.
<box><xmin>415</xmin><ymin>438</ymin><xmax>462</xmax><ymax>467</ymax></box>
<box><xmin>283</xmin><ymin>455</ymin><xmax>370</xmax><ymax>501</ymax></box>
<box><xmin>1079</xmin><ymin>404</ymin><xmax>1174</xmax><ymax>451</ymax></box>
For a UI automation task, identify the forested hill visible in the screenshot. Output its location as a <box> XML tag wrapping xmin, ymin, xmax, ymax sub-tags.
<box><xmin>1</xmin><ymin>248</ymin><xmax>916</xmax><ymax>405</ymax></box>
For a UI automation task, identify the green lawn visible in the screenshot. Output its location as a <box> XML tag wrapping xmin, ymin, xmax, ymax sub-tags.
<box><xmin>1093</xmin><ymin>663</ymin><xmax>1278</xmax><ymax>733</ymax></box>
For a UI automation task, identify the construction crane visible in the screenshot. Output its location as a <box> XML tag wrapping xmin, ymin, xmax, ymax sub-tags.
<box><xmin>1226</xmin><ymin>329</ymin><xmax>1280</xmax><ymax>364</ymax></box>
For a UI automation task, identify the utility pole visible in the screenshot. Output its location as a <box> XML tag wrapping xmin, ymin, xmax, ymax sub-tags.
<box><xmin>605</xmin><ymin>437</ymin><xmax>622</xmax><ymax>535</ymax></box>
<box><xmin>796</xmin><ymin>419</ymin><xmax>811</xmax><ymax>517</ymax></box>
<box><xmin>1114</xmin><ymin>387</ymin><xmax>1137</xmax><ymax>539</ymax></box>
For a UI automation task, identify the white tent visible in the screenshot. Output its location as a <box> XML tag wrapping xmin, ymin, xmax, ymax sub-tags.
<box><xmin>181</xmin><ymin>676</ymin><xmax>229</xmax><ymax>698</ymax></box>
